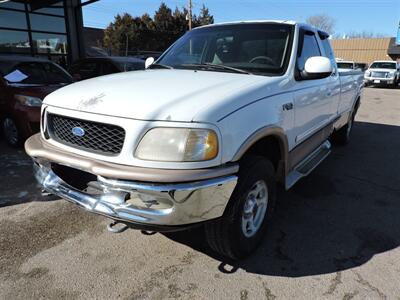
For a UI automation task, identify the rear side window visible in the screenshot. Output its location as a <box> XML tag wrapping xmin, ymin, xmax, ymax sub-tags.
<box><xmin>321</xmin><ymin>38</ymin><xmax>335</xmax><ymax>62</ymax></box>
<box><xmin>101</xmin><ymin>62</ymin><xmax>119</xmax><ymax>75</ymax></box>
<box><xmin>297</xmin><ymin>32</ymin><xmax>321</xmax><ymax>71</ymax></box>
<box><xmin>320</xmin><ymin>38</ymin><xmax>337</xmax><ymax>72</ymax></box>
<box><xmin>71</xmin><ymin>61</ymin><xmax>99</xmax><ymax>79</ymax></box>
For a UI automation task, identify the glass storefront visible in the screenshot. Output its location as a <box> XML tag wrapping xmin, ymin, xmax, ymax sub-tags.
<box><xmin>0</xmin><ymin>0</ymin><xmax>69</xmax><ymax>68</ymax></box>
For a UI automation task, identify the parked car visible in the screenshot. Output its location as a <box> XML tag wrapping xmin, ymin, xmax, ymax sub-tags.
<box><xmin>364</xmin><ymin>60</ymin><xmax>400</xmax><ymax>87</ymax></box>
<box><xmin>69</xmin><ymin>56</ymin><xmax>145</xmax><ymax>81</ymax></box>
<box><xmin>355</xmin><ymin>62</ymin><xmax>368</xmax><ymax>72</ymax></box>
<box><xmin>0</xmin><ymin>56</ymin><xmax>73</xmax><ymax>146</ymax></box>
<box><xmin>336</xmin><ymin>60</ymin><xmax>356</xmax><ymax>71</ymax></box>
<box><xmin>26</xmin><ymin>20</ymin><xmax>364</xmax><ymax>259</ymax></box>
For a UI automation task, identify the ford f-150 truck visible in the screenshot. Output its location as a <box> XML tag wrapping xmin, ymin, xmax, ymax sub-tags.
<box><xmin>364</xmin><ymin>60</ymin><xmax>400</xmax><ymax>87</ymax></box>
<box><xmin>25</xmin><ymin>21</ymin><xmax>363</xmax><ymax>259</ymax></box>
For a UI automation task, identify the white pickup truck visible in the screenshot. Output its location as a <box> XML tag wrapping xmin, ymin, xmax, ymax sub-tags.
<box><xmin>364</xmin><ymin>60</ymin><xmax>400</xmax><ymax>87</ymax></box>
<box><xmin>336</xmin><ymin>60</ymin><xmax>356</xmax><ymax>71</ymax></box>
<box><xmin>26</xmin><ymin>20</ymin><xmax>363</xmax><ymax>259</ymax></box>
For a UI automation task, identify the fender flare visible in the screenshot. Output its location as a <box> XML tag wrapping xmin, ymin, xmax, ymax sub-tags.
<box><xmin>231</xmin><ymin>126</ymin><xmax>289</xmax><ymax>179</ymax></box>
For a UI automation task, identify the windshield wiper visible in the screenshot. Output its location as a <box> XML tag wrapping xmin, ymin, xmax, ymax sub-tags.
<box><xmin>148</xmin><ymin>63</ymin><xmax>173</xmax><ymax>70</ymax></box>
<box><xmin>181</xmin><ymin>63</ymin><xmax>252</xmax><ymax>74</ymax></box>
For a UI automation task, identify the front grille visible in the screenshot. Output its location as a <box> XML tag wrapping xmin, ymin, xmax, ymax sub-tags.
<box><xmin>47</xmin><ymin>113</ymin><xmax>125</xmax><ymax>155</ymax></box>
<box><xmin>371</xmin><ymin>71</ymin><xmax>387</xmax><ymax>78</ymax></box>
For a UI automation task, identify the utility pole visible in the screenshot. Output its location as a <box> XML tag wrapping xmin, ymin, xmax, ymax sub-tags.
<box><xmin>188</xmin><ymin>0</ymin><xmax>192</xmax><ymax>30</ymax></box>
<box><xmin>125</xmin><ymin>33</ymin><xmax>128</xmax><ymax>56</ymax></box>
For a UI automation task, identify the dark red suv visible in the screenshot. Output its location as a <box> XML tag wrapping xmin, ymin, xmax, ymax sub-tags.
<box><xmin>0</xmin><ymin>56</ymin><xmax>73</xmax><ymax>146</ymax></box>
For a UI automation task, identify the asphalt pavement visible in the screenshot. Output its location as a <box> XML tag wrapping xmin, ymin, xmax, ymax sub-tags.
<box><xmin>1</xmin><ymin>87</ymin><xmax>400</xmax><ymax>299</ymax></box>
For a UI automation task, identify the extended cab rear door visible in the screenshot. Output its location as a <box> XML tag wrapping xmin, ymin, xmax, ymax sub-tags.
<box><xmin>292</xmin><ymin>29</ymin><xmax>334</xmax><ymax>145</ymax></box>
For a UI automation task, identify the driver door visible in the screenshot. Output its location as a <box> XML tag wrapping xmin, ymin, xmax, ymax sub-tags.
<box><xmin>292</xmin><ymin>30</ymin><xmax>333</xmax><ymax>146</ymax></box>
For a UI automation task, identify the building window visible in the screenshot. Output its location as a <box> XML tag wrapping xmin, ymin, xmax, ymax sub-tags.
<box><xmin>0</xmin><ymin>0</ymin><xmax>74</xmax><ymax>67</ymax></box>
<box><xmin>29</xmin><ymin>14</ymin><xmax>66</xmax><ymax>33</ymax></box>
<box><xmin>0</xmin><ymin>1</ymin><xmax>25</xmax><ymax>10</ymax></box>
<box><xmin>0</xmin><ymin>29</ymin><xmax>31</xmax><ymax>53</ymax></box>
<box><xmin>32</xmin><ymin>32</ymin><xmax>67</xmax><ymax>54</ymax></box>
<box><xmin>0</xmin><ymin>10</ymin><xmax>28</xmax><ymax>30</ymax></box>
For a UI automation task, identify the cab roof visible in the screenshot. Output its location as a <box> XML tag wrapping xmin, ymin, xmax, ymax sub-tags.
<box><xmin>195</xmin><ymin>20</ymin><xmax>327</xmax><ymax>36</ymax></box>
<box><xmin>198</xmin><ymin>20</ymin><xmax>297</xmax><ymax>28</ymax></box>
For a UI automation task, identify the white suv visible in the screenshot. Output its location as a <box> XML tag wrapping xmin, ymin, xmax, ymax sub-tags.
<box><xmin>364</xmin><ymin>60</ymin><xmax>400</xmax><ymax>87</ymax></box>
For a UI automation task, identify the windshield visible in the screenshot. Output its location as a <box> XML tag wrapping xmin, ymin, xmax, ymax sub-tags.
<box><xmin>0</xmin><ymin>61</ymin><xmax>72</xmax><ymax>85</ymax></box>
<box><xmin>370</xmin><ymin>62</ymin><xmax>396</xmax><ymax>69</ymax></box>
<box><xmin>157</xmin><ymin>23</ymin><xmax>294</xmax><ymax>76</ymax></box>
<box><xmin>337</xmin><ymin>62</ymin><xmax>354</xmax><ymax>69</ymax></box>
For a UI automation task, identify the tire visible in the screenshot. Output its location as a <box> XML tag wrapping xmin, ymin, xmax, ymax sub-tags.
<box><xmin>330</xmin><ymin>112</ymin><xmax>355</xmax><ymax>146</ymax></box>
<box><xmin>2</xmin><ymin>117</ymin><xmax>21</xmax><ymax>147</ymax></box>
<box><xmin>205</xmin><ymin>155</ymin><xmax>277</xmax><ymax>260</ymax></box>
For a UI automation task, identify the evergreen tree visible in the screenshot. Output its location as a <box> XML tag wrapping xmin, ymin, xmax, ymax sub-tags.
<box><xmin>103</xmin><ymin>3</ymin><xmax>214</xmax><ymax>53</ymax></box>
<box><xmin>195</xmin><ymin>4</ymin><xmax>214</xmax><ymax>27</ymax></box>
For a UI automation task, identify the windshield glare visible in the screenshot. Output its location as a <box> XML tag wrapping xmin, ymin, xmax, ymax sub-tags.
<box><xmin>158</xmin><ymin>24</ymin><xmax>293</xmax><ymax>75</ymax></box>
<box><xmin>370</xmin><ymin>62</ymin><xmax>396</xmax><ymax>69</ymax></box>
<box><xmin>1</xmin><ymin>61</ymin><xmax>72</xmax><ymax>85</ymax></box>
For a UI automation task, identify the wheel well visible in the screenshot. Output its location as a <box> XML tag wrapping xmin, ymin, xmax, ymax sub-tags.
<box><xmin>241</xmin><ymin>135</ymin><xmax>284</xmax><ymax>180</ymax></box>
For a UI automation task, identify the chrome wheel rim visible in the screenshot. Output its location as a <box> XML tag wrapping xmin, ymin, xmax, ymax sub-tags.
<box><xmin>3</xmin><ymin>118</ymin><xmax>18</xmax><ymax>145</ymax></box>
<box><xmin>241</xmin><ymin>180</ymin><xmax>268</xmax><ymax>238</ymax></box>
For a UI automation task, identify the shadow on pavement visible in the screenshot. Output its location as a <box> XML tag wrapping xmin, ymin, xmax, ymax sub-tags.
<box><xmin>164</xmin><ymin>121</ymin><xmax>400</xmax><ymax>277</ymax></box>
<box><xmin>0</xmin><ymin>141</ymin><xmax>45</xmax><ymax>207</ymax></box>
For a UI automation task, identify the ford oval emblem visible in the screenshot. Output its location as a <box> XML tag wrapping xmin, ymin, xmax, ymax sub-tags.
<box><xmin>72</xmin><ymin>126</ymin><xmax>85</xmax><ymax>137</ymax></box>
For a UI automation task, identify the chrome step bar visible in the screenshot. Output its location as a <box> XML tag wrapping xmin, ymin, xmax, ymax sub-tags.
<box><xmin>285</xmin><ymin>140</ymin><xmax>331</xmax><ymax>190</ymax></box>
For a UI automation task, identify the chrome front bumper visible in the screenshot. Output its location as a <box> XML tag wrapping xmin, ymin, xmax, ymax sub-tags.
<box><xmin>33</xmin><ymin>163</ymin><xmax>237</xmax><ymax>226</ymax></box>
<box><xmin>364</xmin><ymin>77</ymin><xmax>395</xmax><ymax>84</ymax></box>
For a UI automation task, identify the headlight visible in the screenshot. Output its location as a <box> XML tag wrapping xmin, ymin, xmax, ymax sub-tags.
<box><xmin>135</xmin><ymin>128</ymin><xmax>218</xmax><ymax>162</ymax></box>
<box><xmin>387</xmin><ymin>72</ymin><xmax>395</xmax><ymax>78</ymax></box>
<box><xmin>15</xmin><ymin>94</ymin><xmax>42</xmax><ymax>107</ymax></box>
<box><xmin>365</xmin><ymin>71</ymin><xmax>371</xmax><ymax>77</ymax></box>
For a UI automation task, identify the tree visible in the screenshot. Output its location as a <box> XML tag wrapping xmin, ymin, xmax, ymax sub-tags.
<box><xmin>195</xmin><ymin>4</ymin><xmax>214</xmax><ymax>27</ymax></box>
<box><xmin>103</xmin><ymin>3</ymin><xmax>214</xmax><ymax>53</ymax></box>
<box><xmin>103</xmin><ymin>13</ymin><xmax>135</xmax><ymax>54</ymax></box>
<box><xmin>306</xmin><ymin>14</ymin><xmax>335</xmax><ymax>34</ymax></box>
<box><xmin>345</xmin><ymin>31</ymin><xmax>388</xmax><ymax>38</ymax></box>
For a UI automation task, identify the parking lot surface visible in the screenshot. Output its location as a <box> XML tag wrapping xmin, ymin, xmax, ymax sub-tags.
<box><xmin>1</xmin><ymin>87</ymin><xmax>400</xmax><ymax>299</ymax></box>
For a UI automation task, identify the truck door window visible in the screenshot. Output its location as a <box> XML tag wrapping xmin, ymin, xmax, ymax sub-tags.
<box><xmin>320</xmin><ymin>38</ymin><xmax>337</xmax><ymax>74</ymax></box>
<box><xmin>297</xmin><ymin>32</ymin><xmax>321</xmax><ymax>72</ymax></box>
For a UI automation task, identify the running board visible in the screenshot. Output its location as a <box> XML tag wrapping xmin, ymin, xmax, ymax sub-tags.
<box><xmin>285</xmin><ymin>140</ymin><xmax>331</xmax><ymax>190</ymax></box>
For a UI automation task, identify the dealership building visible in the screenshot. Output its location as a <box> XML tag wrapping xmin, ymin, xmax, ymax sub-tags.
<box><xmin>1</xmin><ymin>0</ymin><xmax>399</xmax><ymax>67</ymax></box>
<box><xmin>0</xmin><ymin>0</ymin><xmax>97</xmax><ymax>68</ymax></box>
<box><xmin>331</xmin><ymin>37</ymin><xmax>400</xmax><ymax>64</ymax></box>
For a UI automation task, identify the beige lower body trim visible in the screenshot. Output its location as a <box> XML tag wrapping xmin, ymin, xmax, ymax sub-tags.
<box><xmin>25</xmin><ymin>134</ymin><xmax>239</xmax><ymax>183</ymax></box>
<box><xmin>288</xmin><ymin>123</ymin><xmax>333</xmax><ymax>170</ymax></box>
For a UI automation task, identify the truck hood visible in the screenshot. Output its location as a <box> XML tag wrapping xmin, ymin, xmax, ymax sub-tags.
<box><xmin>43</xmin><ymin>69</ymin><xmax>276</xmax><ymax>122</ymax></box>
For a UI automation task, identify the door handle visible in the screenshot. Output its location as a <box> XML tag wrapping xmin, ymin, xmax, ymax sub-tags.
<box><xmin>282</xmin><ymin>103</ymin><xmax>293</xmax><ymax>111</ymax></box>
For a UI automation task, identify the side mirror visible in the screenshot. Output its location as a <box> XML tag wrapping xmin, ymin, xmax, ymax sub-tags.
<box><xmin>145</xmin><ymin>57</ymin><xmax>155</xmax><ymax>69</ymax></box>
<box><xmin>301</xmin><ymin>56</ymin><xmax>333</xmax><ymax>80</ymax></box>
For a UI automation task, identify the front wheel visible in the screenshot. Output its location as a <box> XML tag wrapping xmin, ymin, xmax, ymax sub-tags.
<box><xmin>205</xmin><ymin>156</ymin><xmax>276</xmax><ymax>260</ymax></box>
<box><xmin>2</xmin><ymin>117</ymin><xmax>21</xmax><ymax>147</ymax></box>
